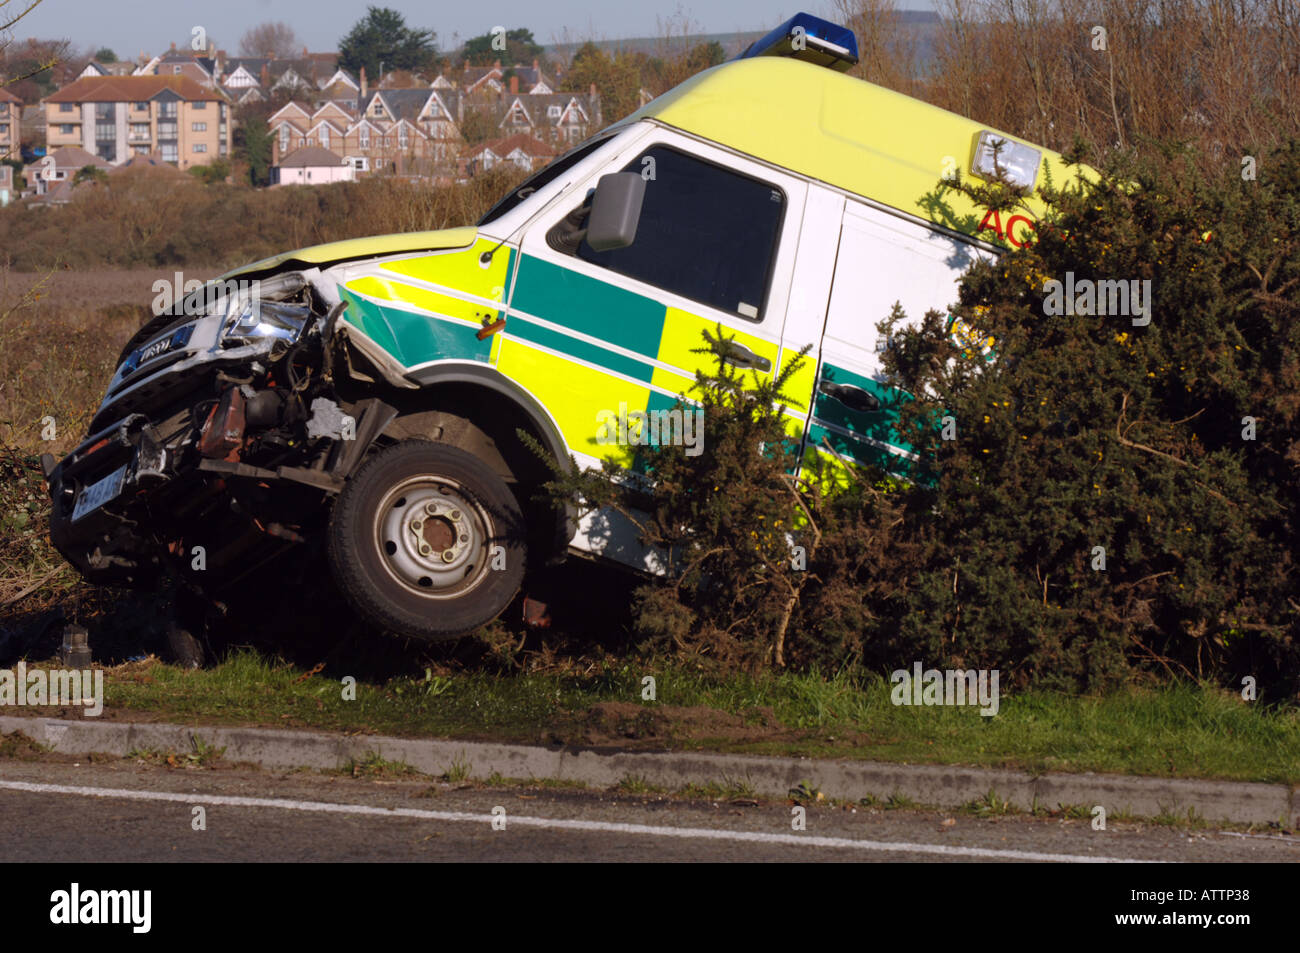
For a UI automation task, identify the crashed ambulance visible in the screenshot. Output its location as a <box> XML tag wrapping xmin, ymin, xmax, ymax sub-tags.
<box><xmin>44</xmin><ymin>13</ymin><xmax>1084</xmax><ymax>644</ymax></box>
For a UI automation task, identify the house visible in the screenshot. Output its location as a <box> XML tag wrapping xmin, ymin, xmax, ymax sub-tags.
<box><xmin>42</xmin><ymin>74</ymin><xmax>231</xmax><ymax>168</ymax></box>
<box><xmin>148</xmin><ymin>51</ymin><xmax>219</xmax><ymax>88</ymax></box>
<box><xmin>0</xmin><ymin>85</ymin><xmax>21</xmax><ymax>160</ymax></box>
<box><xmin>273</xmin><ymin>145</ymin><xmax>353</xmax><ymax>186</ymax></box>
<box><xmin>214</xmin><ymin>51</ymin><xmax>344</xmax><ymax>105</ymax></box>
<box><xmin>460</xmin><ymin>60</ymin><xmax>553</xmax><ymax>97</ymax></box>
<box><xmin>0</xmin><ymin>164</ymin><xmax>13</xmax><ymax>206</ymax></box>
<box><xmin>77</xmin><ymin>60</ymin><xmax>138</xmax><ymax>80</ymax></box>
<box><xmin>466</xmin><ymin>84</ymin><xmax>600</xmax><ymax>147</ymax></box>
<box><xmin>22</xmin><ymin>145</ymin><xmax>110</xmax><ymax>196</ymax></box>
<box><xmin>271</xmin><ymin>87</ymin><xmax>466</xmax><ymax>178</ymax></box>
<box><xmin>463</xmin><ymin>133</ymin><xmax>555</xmax><ymax>175</ymax></box>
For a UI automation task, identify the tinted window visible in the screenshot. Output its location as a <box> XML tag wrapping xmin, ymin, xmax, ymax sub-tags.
<box><xmin>577</xmin><ymin>146</ymin><xmax>784</xmax><ymax>319</ymax></box>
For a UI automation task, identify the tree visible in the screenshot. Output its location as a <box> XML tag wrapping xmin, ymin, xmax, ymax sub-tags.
<box><xmin>187</xmin><ymin>157</ymin><xmax>231</xmax><ymax>185</ymax></box>
<box><xmin>93</xmin><ymin>47</ymin><xmax>117</xmax><ymax>63</ymax></box>
<box><xmin>461</xmin><ymin>27</ymin><xmax>543</xmax><ymax>66</ymax></box>
<box><xmin>338</xmin><ymin>6</ymin><xmax>436</xmax><ymax>80</ymax></box>
<box><xmin>72</xmin><ymin>164</ymin><xmax>107</xmax><ymax>185</ymax></box>
<box><xmin>562</xmin><ymin>42</ymin><xmax>640</xmax><ymax>125</ymax></box>
<box><xmin>239</xmin><ymin>22</ymin><xmax>299</xmax><ymax>59</ymax></box>
<box><xmin>235</xmin><ymin>115</ymin><xmax>273</xmax><ymax>187</ymax></box>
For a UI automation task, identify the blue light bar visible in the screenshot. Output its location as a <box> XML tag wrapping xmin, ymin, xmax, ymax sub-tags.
<box><xmin>735</xmin><ymin>12</ymin><xmax>860</xmax><ymax>73</ymax></box>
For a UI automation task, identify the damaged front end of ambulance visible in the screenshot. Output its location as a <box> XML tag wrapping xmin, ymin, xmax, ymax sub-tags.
<box><xmin>42</xmin><ymin>228</ymin><xmax>553</xmax><ymax>653</ymax></box>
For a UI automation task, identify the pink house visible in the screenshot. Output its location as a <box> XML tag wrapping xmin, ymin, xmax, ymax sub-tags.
<box><xmin>273</xmin><ymin>145</ymin><xmax>353</xmax><ymax>185</ymax></box>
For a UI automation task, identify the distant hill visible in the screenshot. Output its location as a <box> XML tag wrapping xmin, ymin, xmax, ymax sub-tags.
<box><xmin>544</xmin><ymin>10</ymin><xmax>943</xmax><ymax>68</ymax></box>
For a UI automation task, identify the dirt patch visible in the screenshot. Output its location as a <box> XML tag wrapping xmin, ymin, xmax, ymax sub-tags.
<box><xmin>0</xmin><ymin>729</ymin><xmax>104</xmax><ymax>763</ymax></box>
<box><xmin>568</xmin><ymin>701</ymin><xmax>799</xmax><ymax>747</ymax></box>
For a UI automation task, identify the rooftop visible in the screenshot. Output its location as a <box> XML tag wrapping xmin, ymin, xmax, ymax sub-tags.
<box><xmin>630</xmin><ymin>57</ymin><xmax>1090</xmax><ymax>241</ymax></box>
<box><xmin>45</xmin><ymin>74</ymin><xmax>226</xmax><ymax>103</ymax></box>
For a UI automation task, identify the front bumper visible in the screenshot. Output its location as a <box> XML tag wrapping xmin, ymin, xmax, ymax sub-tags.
<box><xmin>46</xmin><ymin>413</ymin><xmax>176</xmax><ymax>585</ymax></box>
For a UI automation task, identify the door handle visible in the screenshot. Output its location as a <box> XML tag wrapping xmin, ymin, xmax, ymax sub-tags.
<box><xmin>719</xmin><ymin>341</ymin><xmax>771</xmax><ymax>373</ymax></box>
<box><xmin>818</xmin><ymin>380</ymin><xmax>880</xmax><ymax>413</ymax></box>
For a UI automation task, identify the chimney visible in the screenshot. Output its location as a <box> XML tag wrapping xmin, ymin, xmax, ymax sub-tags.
<box><xmin>260</xmin><ymin>63</ymin><xmax>269</xmax><ymax>87</ymax></box>
<box><xmin>509</xmin><ymin>75</ymin><xmax>518</xmax><ymax>94</ymax></box>
<box><xmin>589</xmin><ymin>83</ymin><xmax>596</xmax><ymax>97</ymax></box>
<box><xmin>359</xmin><ymin>66</ymin><xmax>367</xmax><ymax>97</ymax></box>
<box><xmin>170</xmin><ymin>41</ymin><xmax>176</xmax><ymax>51</ymax></box>
<box><xmin>302</xmin><ymin>45</ymin><xmax>309</xmax><ymax>56</ymax></box>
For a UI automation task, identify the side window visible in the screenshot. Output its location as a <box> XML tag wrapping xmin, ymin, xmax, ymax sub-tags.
<box><xmin>576</xmin><ymin>146</ymin><xmax>784</xmax><ymax>320</ymax></box>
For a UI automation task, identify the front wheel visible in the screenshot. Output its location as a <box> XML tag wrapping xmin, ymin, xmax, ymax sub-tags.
<box><xmin>327</xmin><ymin>440</ymin><xmax>526</xmax><ymax>641</ymax></box>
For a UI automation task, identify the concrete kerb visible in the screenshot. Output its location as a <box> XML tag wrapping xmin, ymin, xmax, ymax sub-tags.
<box><xmin>2</xmin><ymin>715</ymin><xmax>1294</xmax><ymax>826</ymax></box>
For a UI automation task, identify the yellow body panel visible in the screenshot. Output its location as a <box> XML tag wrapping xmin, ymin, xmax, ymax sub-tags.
<box><xmin>380</xmin><ymin>239</ymin><xmax>511</xmax><ymax>304</ymax></box>
<box><xmin>221</xmin><ymin>227</ymin><xmax>478</xmax><ymax>279</ymax></box>
<box><xmin>496</xmin><ymin>337</ymin><xmax>650</xmax><ymax>468</ymax></box>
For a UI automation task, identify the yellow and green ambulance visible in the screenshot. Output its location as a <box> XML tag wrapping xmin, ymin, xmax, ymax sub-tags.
<box><xmin>46</xmin><ymin>13</ymin><xmax>1085</xmax><ymax>645</ymax></box>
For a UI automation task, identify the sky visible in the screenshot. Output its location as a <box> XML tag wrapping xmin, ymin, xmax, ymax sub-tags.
<box><xmin>8</xmin><ymin>0</ymin><xmax>939</xmax><ymax>58</ymax></box>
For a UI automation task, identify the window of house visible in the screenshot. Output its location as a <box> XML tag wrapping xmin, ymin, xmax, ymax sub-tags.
<box><xmin>133</xmin><ymin>102</ymin><xmax>149</xmax><ymax>111</ymax></box>
<box><xmin>399</xmin><ymin>129</ymin><xmax>408</xmax><ymax>148</ymax></box>
<box><xmin>193</xmin><ymin>143</ymin><xmax>207</xmax><ymax>153</ymax></box>
<box><xmin>161</xmin><ymin>143</ymin><xmax>178</xmax><ymax>162</ymax></box>
<box><xmin>573</xmin><ymin>146</ymin><xmax>785</xmax><ymax>320</ymax></box>
<box><xmin>192</xmin><ymin>122</ymin><xmax>206</xmax><ymax>132</ymax></box>
<box><xmin>320</xmin><ymin>127</ymin><xmax>329</xmax><ymax>149</ymax></box>
<box><xmin>0</xmin><ymin>123</ymin><xmax>8</xmax><ymax>135</ymax></box>
<box><xmin>130</xmin><ymin>123</ymin><xmax>150</xmax><ymax>138</ymax></box>
<box><xmin>59</xmin><ymin>124</ymin><xmax>75</xmax><ymax>135</ymax></box>
<box><xmin>279</xmin><ymin>127</ymin><xmax>289</xmax><ymax>150</ymax></box>
<box><xmin>59</xmin><ymin>103</ymin><xmax>74</xmax><ymax>113</ymax></box>
<box><xmin>193</xmin><ymin>100</ymin><xmax>206</xmax><ymax>109</ymax></box>
<box><xmin>159</xmin><ymin>102</ymin><xmax>177</xmax><ymax>118</ymax></box>
<box><xmin>360</xmin><ymin>131</ymin><xmax>370</xmax><ymax>148</ymax></box>
<box><xmin>548</xmin><ymin>105</ymin><xmax>561</xmax><ymax>119</ymax></box>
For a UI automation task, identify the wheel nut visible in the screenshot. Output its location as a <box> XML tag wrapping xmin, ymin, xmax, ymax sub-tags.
<box><xmin>449</xmin><ymin>510</ymin><xmax>461</xmax><ymax>521</ymax></box>
<box><xmin>459</xmin><ymin>534</ymin><xmax>468</xmax><ymax>542</ymax></box>
<box><xmin>419</xmin><ymin>543</ymin><xmax>432</xmax><ymax>556</ymax></box>
<box><xmin>442</xmin><ymin>549</ymin><xmax>456</xmax><ymax>563</ymax></box>
<box><xmin>411</xmin><ymin>520</ymin><xmax>423</xmax><ymax>531</ymax></box>
<box><xmin>425</xmin><ymin>502</ymin><xmax>438</xmax><ymax>515</ymax></box>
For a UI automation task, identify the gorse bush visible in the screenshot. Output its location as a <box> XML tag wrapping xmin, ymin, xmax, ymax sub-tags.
<box><xmin>536</xmin><ymin>329</ymin><xmax>818</xmax><ymax>671</ymax></box>
<box><xmin>878</xmin><ymin>138</ymin><xmax>1300</xmax><ymax>695</ymax></box>
<box><xmin>545</xmin><ymin>139</ymin><xmax>1300</xmax><ymax>698</ymax></box>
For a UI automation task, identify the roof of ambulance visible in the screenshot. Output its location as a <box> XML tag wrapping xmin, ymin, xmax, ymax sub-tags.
<box><xmin>627</xmin><ymin>56</ymin><xmax>1090</xmax><ymax>242</ymax></box>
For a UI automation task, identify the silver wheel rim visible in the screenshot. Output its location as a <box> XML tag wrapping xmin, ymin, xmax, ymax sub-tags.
<box><xmin>372</xmin><ymin>475</ymin><xmax>493</xmax><ymax>600</ymax></box>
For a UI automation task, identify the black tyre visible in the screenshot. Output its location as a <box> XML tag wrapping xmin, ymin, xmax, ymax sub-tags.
<box><xmin>165</xmin><ymin>588</ymin><xmax>209</xmax><ymax>669</ymax></box>
<box><xmin>327</xmin><ymin>440</ymin><xmax>526</xmax><ymax>640</ymax></box>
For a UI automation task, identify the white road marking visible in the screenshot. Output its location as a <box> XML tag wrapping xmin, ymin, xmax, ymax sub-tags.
<box><xmin>0</xmin><ymin>779</ymin><xmax>1152</xmax><ymax>862</ymax></box>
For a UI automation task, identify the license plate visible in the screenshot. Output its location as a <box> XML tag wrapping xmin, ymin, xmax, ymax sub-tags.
<box><xmin>72</xmin><ymin>464</ymin><xmax>129</xmax><ymax>522</ymax></box>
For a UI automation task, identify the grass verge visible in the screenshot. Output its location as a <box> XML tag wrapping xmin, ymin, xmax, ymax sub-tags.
<box><xmin>7</xmin><ymin>650</ymin><xmax>1292</xmax><ymax>785</ymax></box>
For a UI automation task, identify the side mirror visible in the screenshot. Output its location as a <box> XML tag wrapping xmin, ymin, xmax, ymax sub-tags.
<box><xmin>585</xmin><ymin>172</ymin><xmax>645</xmax><ymax>252</ymax></box>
